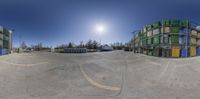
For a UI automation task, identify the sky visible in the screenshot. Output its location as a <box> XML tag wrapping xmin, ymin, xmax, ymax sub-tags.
<box><xmin>0</xmin><ymin>0</ymin><xmax>200</xmax><ymax>47</ymax></box>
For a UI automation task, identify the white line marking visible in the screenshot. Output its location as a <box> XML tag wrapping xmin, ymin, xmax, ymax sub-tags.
<box><xmin>79</xmin><ymin>64</ymin><xmax>120</xmax><ymax>91</ymax></box>
<box><xmin>158</xmin><ymin>60</ymin><xmax>170</xmax><ymax>80</ymax></box>
<box><xmin>0</xmin><ymin>61</ymin><xmax>48</xmax><ymax>67</ymax></box>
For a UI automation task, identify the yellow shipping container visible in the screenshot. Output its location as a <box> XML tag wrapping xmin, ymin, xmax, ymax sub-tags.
<box><xmin>0</xmin><ymin>33</ymin><xmax>2</xmax><ymax>39</ymax></box>
<box><xmin>191</xmin><ymin>30</ymin><xmax>197</xmax><ymax>36</ymax></box>
<box><xmin>172</xmin><ymin>47</ymin><xmax>180</xmax><ymax>58</ymax></box>
<box><xmin>191</xmin><ymin>38</ymin><xmax>197</xmax><ymax>45</ymax></box>
<box><xmin>165</xmin><ymin>27</ymin><xmax>170</xmax><ymax>33</ymax></box>
<box><xmin>197</xmin><ymin>39</ymin><xmax>200</xmax><ymax>45</ymax></box>
<box><xmin>0</xmin><ymin>40</ymin><xmax>2</xmax><ymax>47</ymax></box>
<box><xmin>161</xmin><ymin>27</ymin><xmax>164</xmax><ymax>33</ymax></box>
<box><xmin>190</xmin><ymin>47</ymin><xmax>196</xmax><ymax>57</ymax></box>
<box><xmin>198</xmin><ymin>33</ymin><xmax>200</xmax><ymax>38</ymax></box>
<box><xmin>161</xmin><ymin>27</ymin><xmax>170</xmax><ymax>33</ymax></box>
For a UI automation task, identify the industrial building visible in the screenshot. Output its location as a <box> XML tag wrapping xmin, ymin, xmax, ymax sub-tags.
<box><xmin>0</xmin><ymin>27</ymin><xmax>12</xmax><ymax>55</ymax></box>
<box><xmin>133</xmin><ymin>19</ymin><xmax>200</xmax><ymax>58</ymax></box>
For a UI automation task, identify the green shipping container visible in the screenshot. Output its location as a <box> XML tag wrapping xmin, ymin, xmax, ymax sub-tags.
<box><xmin>171</xmin><ymin>19</ymin><xmax>180</xmax><ymax>27</ymax></box>
<box><xmin>170</xmin><ymin>35</ymin><xmax>179</xmax><ymax>44</ymax></box>
<box><xmin>0</xmin><ymin>27</ymin><xmax>3</xmax><ymax>33</ymax></box>
<box><xmin>3</xmin><ymin>28</ymin><xmax>9</xmax><ymax>37</ymax></box>
<box><xmin>142</xmin><ymin>39</ymin><xmax>147</xmax><ymax>46</ymax></box>
<box><xmin>153</xmin><ymin>22</ymin><xmax>161</xmax><ymax>29</ymax></box>
<box><xmin>162</xmin><ymin>20</ymin><xmax>170</xmax><ymax>26</ymax></box>
<box><xmin>162</xmin><ymin>49</ymin><xmax>170</xmax><ymax>57</ymax></box>
<box><xmin>147</xmin><ymin>25</ymin><xmax>152</xmax><ymax>31</ymax></box>
<box><xmin>171</xmin><ymin>27</ymin><xmax>180</xmax><ymax>33</ymax></box>
<box><xmin>153</xmin><ymin>36</ymin><xmax>160</xmax><ymax>44</ymax></box>
<box><xmin>147</xmin><ymin>38</ymin><xmax>152</xmax><ymax>45</ymax></box>
<box><xmin>147</xmin><ymin>50</ymin><xmax>153</xmax><ymax>56</ymax></box>
<box><xmin>181</xmin><ymin>20</ymin><xmax>189</xmax><ymax>28</ymax></box>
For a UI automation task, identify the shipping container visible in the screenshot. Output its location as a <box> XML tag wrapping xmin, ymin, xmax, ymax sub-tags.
<box><xmin>190</xmin><ymin>37</ymin><xmax>197</xmax><ymax>45</ymax></box>
<box><xmin>197</xmin><ymin>39</ymin><xmax>200</xmax><ymax>45</ymax></box>
<box><xmin>170</xmin><ymin>35</ymin><xmax>179</xmax><ymax>44</ymax></box>
<box><xmin>160</xmin><ymin>35</ymin><xmax>169</xmax><ymax>44</ymax></box>
<box><xmin>181</xmin><ymin>48</ymin><xmax>188</xmax><ymax>57</ymax></box>
<box><xmin>0</xmin><ymin>48</ymin><xmax>8</xmax><ymax>55</ymax></box>
<box><xmin>142</xmin><ymin>39</ymin><xmax>147</xmax><ymax>46</ymax></box>
<box><xmin>153</xmin><ymin>22</ymin><xmax>161</xmax><ymax>29</ymax></box>
<box><xmin>147</xmin><ymin>50</ymin><xmax>153</xmax><ymax>56</ymax></box>
<box><xmin>0</xmin><ymin>33</ymin><xmax>2</xmax><ymax>40</ymax></box>
<box><xmin>181</xmin><ymin>20</ymin><xmax>189</xmax><ymax>28</ymax></box>
<box><xmin>0</xmin><ymin>40</ymin><xmax>2</xmax><ymax>48</ymax></box>
<box><xmin>153</xmin><ymin>36</ymin><xmax>160</xmax><ymax>44</ymax></box>
<box><xmin>172</xmin><ymin>47</ymin><xmax>180</xmax><ymax>58</ymax></box>
<box><xmin>171</xmin><ymin>19</ymin><xmax>180</xmax><ymax>27</ymax></box>
<box><xmin>147</xmin><ymin>30</ymin><xmax>152</xmax><ymax>37</ymax></box>
<box><xmin>179</xmin><ymin>28</ymin><xmax>189</xmax><ymax>34</ymax></box>
<box><xmin>162</xmin><ymin>20</ymin><xmax>170</xmax><ymax>26</ymax></box>
<box><xmin>190</xmin><ymin>47</ymin><xmax>196</xmax><ymax>57</ymax></box>
<box><xmin>197</xmin><ymin>47</ymin><xmax>200</xmax><ymax>56</ymax></box>
<box><xmin>143</xmin><ymin>50</ymin><xmax>147</xmax><ymax>55</ymax></box>
<box><xmin>191</xmin><ymin>30</ymin><xmax>198</xmax><ymax>36</ymax></box>
<box><xmin>162</xmin><ymin>48</ymin><xmax>170</xmax><ymax>57</ymax></box>
<box><xmin>143</xmin><ymin>26</ymin><xmax>147</xmax><ymax>33</ymax></box>
<box><xmin>153</xmin><ymin>28</ymin><xmax>160</xmax><ymax>35</ymax></box>
<box><xmin>147</xmin><ymin>37</ymin><xmax>152</xmax><ymax>45</ymax></box>
<box><xmin>134</xmin><ymin>33</ymin><xmax>139</xmax><ymax>38</ymax></box>
<box><xmin>197</xmin><ymin>32</ymin><xmax>200</xmax><ymax>38</ymax></box>
<box><xmin>161</xmin><ymin>27</ymin><xmax>170</xmax><ymax>33</ymax></box>
<box><xmin>147</xmin><ymin>25</ymin><xmax>152</xmax><ymax>31</ymax></box>
<box><xmin>135</xmin><ymin>38</ymin><xmax>139</xmax><ymax>43</ymax></box>
<box><xmin>153</xmin><ymin>48</ymin><xmax>162</xmax><ymax>57</ymax></box>
<box><xmin>165</xmin><ymin>27</ymin><xmax>171</xmax><ymax>33</ymax></box>
<box><xmin>133</xmin><ymin>19</ymin><xmax>200</xmax><ymax>58</ymax></box>
<box><xmin>179</xmin><ymin>36</ymin><xmax>189</xmax><ymax>44</ymax></box>
<box><xmin>171</xmin><ymin>27</ymin><xmax>180</xmax><ymax>33</ymax></box>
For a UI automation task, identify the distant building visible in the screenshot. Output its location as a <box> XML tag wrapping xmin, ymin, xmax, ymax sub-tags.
<box><xmin>0</xmin><ymin>27</ymin><xmax>12</xmax><ymax>55</ymax></box>
<box><xmin>101</xmin><ymin>44</ymin><xmax>113</xmax><ymax>51</ymax></box>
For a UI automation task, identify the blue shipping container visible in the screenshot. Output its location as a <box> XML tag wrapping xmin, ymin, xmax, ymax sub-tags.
<box><xmin>181</xmin><ymin>48</ymin><xmax>188</xmax><ymax>57</ymax></box>
<box><xmin>197</xmin><ymin>47</ymin><xmax>200</xmax><ymax>56</ymax></box>
<box><xmin>179</xmin><ymin>28</ymin><xmax>189</xmax><ymax>34</ymax></box>
<box><xmin>0</xmin><ymin>48</ymin><xmax>8</xmax><ymax>55</ymax></box>
<box><xmin>179</xmin><ymin>36</ymin><xmax>189</xmax><ymax>44</ymax></box>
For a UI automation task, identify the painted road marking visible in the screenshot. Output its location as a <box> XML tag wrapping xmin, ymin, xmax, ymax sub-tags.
<box><xmin>158</xmin><ymin>60</ymin><xmax>170</xmax><ymax>80</ymax></box>
<box><xmin>0</xmin><ymin>61</ymin><xmax>49</xmax><ymax>67</ymax></box>
<box><xmin>145</xmin><ymin>59</ymin><xmax>162</xmax><ymax>66</ymax></box>
<box><xmin>79</xmin><ymin>64</ymin><xmax>120</xmax><ymax>91</ymax></box>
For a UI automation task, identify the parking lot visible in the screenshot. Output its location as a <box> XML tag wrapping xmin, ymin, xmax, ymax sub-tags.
<box><xmin>0</xmin><ymin>51</ymin><xmax>200</xmax><ymax>99</ymax></box>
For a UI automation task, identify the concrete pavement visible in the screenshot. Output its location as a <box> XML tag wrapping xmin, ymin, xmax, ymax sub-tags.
<box><xmin>0</xmin><ymin>51</ymin><xmax>200</xmax><ymax>99</ymax></box>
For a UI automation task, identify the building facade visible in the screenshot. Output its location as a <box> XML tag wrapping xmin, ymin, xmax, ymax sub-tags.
<box><xmin>133</xmin><ymin>19</ymin><xmax>200</xmax><ymax>58</ymax></box>
<box><xmin>0</xmin><ymin>27</ymin><xmax>12</xmax><ymax>55</ymax></box>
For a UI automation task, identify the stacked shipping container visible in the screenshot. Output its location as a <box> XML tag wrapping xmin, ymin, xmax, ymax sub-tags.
<box><xmin>133</xmin><ymin>19</ymin><xmax>200</xmax><ymax>58</ymax></box>
<box><xmin>0</xmin><ymin>27</ymin><xmax>12</xmax><ymax>56</ymax></box>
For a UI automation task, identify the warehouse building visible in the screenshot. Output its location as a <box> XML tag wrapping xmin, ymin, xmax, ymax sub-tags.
<box><xmin>0</xmin><ymin>27</ymin><xmax>12</xmax><ymax>55</ymax></box>
<box><xmin>133</xmin><ymin>19</ymin><xmax>200</xmax><ymax>58</ymax></box>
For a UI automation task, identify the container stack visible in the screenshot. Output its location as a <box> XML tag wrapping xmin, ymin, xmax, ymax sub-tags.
<box><xmin>0</xmin><ymin>27</ymin><xmax>12</xmax><ymax>56</ymax></box>
<box><xmin>133</xmin><ymin>19</ymin><xmax>200</xmax><ymax>58</ymax></box>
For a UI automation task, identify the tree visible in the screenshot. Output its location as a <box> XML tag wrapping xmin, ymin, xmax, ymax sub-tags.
<box><xmin>68</xmin><ymin>42</ymin><xmax>73</xmax><ymax>48</ymax></box>
<box><xmin>93</xmin><ymin>40</ymin><xmax>98</xmax><ymax>49</ymax></box>
<box><xmin>86</xmin><ymin>40</ymin><xmax>93</xmax><ymax>49</ymax></box>
<box><xmin>78</xmin><ymin>41</ymin><xmax>85</xmax><ymax>48</ymax></box>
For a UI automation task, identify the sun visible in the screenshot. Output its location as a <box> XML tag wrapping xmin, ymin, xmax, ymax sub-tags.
<box><xmin>95</xmin><ymin>24</ymin><xmax>106</xmax><ymax>35</ymax></box>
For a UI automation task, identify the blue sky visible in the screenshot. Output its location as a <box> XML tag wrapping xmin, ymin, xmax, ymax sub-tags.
<box><xmin>0</xmin><ymin>0</ymin><xmax>200</xmax><ymax>47</ymax></box>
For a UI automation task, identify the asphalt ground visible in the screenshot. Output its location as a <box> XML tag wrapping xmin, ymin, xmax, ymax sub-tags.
<box><xmin>0</xmin><ymin>51</ymin><xmax>200</xmax><ymax>99</ymax></box>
